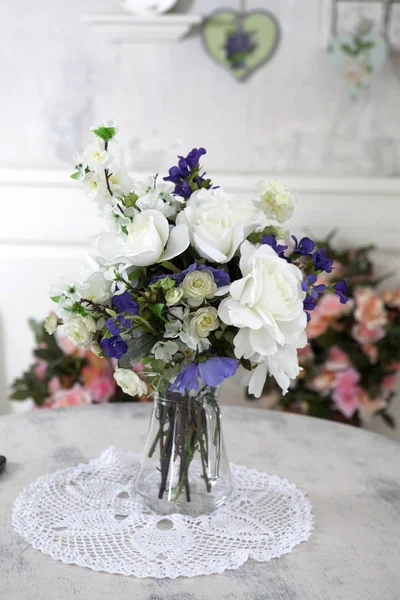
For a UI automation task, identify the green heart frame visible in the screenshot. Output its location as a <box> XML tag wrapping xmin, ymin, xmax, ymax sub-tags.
<box><xmin>202</xmin><ymin>9</ymin><xmax>281</xmax><ymax>82</ymax></box>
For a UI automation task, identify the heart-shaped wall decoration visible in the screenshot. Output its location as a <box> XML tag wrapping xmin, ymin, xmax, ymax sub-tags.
<box><xmin>202</xmin><ymin>10</ymin><xmax>280</xmax><ymax>82</ymax></box>
<box><xmin>328</xmin><ymin>33</ymin><xmax>387</xmax><ymax>98</ymax></box>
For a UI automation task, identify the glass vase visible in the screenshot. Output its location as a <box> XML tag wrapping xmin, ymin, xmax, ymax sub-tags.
<box><xmin>135</xmin><ymin>385</ymin><xmax>233</xmax><ymax>516</ymax></box>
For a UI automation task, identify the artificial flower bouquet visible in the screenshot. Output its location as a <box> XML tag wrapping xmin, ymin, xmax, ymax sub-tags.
<box><xmin>47</xmin><ymin>123</ymin><xmax>347</xmax><ymax>511</ymax></box>
<box><xmin>10</xmin><ymin>319</ymin><xmax>146</xmax><ymax>408</ymax></box>
<box><xmin>255</xmin><ymin>238</ymin><xmax>400</xmax><ymax>428</ymax></box>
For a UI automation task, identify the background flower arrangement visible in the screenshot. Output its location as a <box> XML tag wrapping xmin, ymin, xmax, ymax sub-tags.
<box><xmin>10</xmin><ymin>319</ymin><xmax>147</xmax><ymax>408</ymax></box>
<box><xmin>254</xmin><ymin>237</ymin><xmax>400</xmax><ymax>428</ymax></box>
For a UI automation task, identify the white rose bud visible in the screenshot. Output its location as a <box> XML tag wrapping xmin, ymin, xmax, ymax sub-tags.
<box><xmin>152</xmin><ymin>341</ymin><xmax>179</xmax><ymax>362</ymax></box>
<box><xmin>44</xmin><ymin>314</ymin><xmax>58</xmax><ymax>335</ymax></box>
<box><xmin>114</xmin><ymin>368</ymin><xmax>147</xmax><ymax>397</ymax></box>
<box><xmin>180</xmin><ymin>270</ymin><xmax>217</xmax><ymax>307</ymax></box>
<box><xmin>64</xmin><ymin>314</ymin><xmax>97</xmax><ymax>349</ymax></box>
<box><xmin>256</xmin><ymin>180</ymin><xmax>296</xmax><ymax>223</ymax></box>
<box><xmin>165</xmin><ymin>287</ymin><xmax>184</xmax><ymax>307</ymax></box>
<box><xmin>90</xmin><ymin>342</ymin><xmax>103</xmax><ymax>357</ymax></box>
<box><xmin>190</xmin><ymin>307</ymin><xmax>219</xmax><ymax>338</ymax></box>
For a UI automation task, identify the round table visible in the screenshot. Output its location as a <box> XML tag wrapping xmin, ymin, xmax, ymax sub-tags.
<box><xmin>1</xmin><ymin>404</ymin><xmax>400</xmax><ymax>599</ymax></box>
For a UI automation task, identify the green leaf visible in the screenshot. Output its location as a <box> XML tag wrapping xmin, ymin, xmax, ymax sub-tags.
<box><xmin>118</xmin><ymin>332</ymin><xmax>157</xmax><ymax>370</ymax></box>
<box><xmin>123</xmin><ymin>192</ymin><xmax>138</xmax><ymax>208</ymax></box>
<box><xmin>159</xmin><ymin>261</ymin><xmax>181</xmax><ymax>274</ymax></box>
<box><xmin>70</xmin><ymin>302</ymin><xmax>88</xmax><ymax>317</ymax></box>
<box><xmin>70</xmin><ymin>171</ymin><xmax>81</xmax><ymax>180</ymax></box>
<box><xmin>50</xmin><ymin>295</ymin><xmax>61</xmax><ymax>303</ymax></box>
<box><xmin>92</xmin><ymin>125</ymin><xmax>116</xmax><ymax>142</ymax></box>
<box><xmin>341</xmin><ymin>43</ymin><xmax>357</xmax><ymax>56</ymax></box>
<box><xmin>149</xmin><ymin>303</ymin><xmax>166</xmax><ymax>321</ymax></box>
<box><xmin>10</xmin><ymin>389</ymin><xmax>30</xmax><ymax>401</ymax></box>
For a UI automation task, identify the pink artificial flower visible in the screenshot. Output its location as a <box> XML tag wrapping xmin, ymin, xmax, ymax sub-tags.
<box><xmin>33</xmin><ymin>362</ymin><xmax>47</xmax><ymax>380</ymax></box>
<box><xmin>325</xmin><ymin>347</ymin><xmax>351</xmax><ymax>371</ymax></box>
<box><xmin>48</xmin><ymin>376</ymin><xmax>61</xmax><ymax>394</ymax></box>
<box><xmin>319</xmin><ymin>293</ymin><xmax>351</xmax><ymax>318</ymax></box>
<box><xmin>358</xmin><ymin>390</ymin><xmax>386</xmax><ymax>423</ymax></box>
<box><xmin>354</xmin><ymin>287</ymin><xmax>387</xmax><ymax>330</ymax></box>
<box><xmin>87</xmin><ymin>376</ymin><xmax>116</xmax><ymax>403</ymax></box>
<box><xmin>352</xmin><ymin>323</ymin><xmax>385</xmax><ymax>345</ymax></box>
<box><xmin>382</xmin><ymin>374</ymin><xmax>398</xmax><ymax>394</ymax></box>
<box><xmin>361</xmin><ymin>343</ymin><xmax>378</xmax><ymax>365</ymax></box>
<box><xmin>332</xmin><ymin>368</ymin><xmax>361</xmax><ymax>419</ymax></box>
<box><xmin>57</xmin><ymin>334</ymin><xmax>86</xmax><ymax>357</ymax></box>
<box><xmin>51</xmin><ymin>383</ymin><xmax>91</xmax><ymax>408</ymax></box>
<box><xmin>380</xmin><ymin>289</ymin><xmax>400</xmax><ymax>309</ymax></box>
<box><xmin>307</xmin><ymin>370</ymin><xmax>336</xmax><ymax>394</ymax></box>
<box><xmin>307</xmin><ymin>314</ymin><xmax>329</xmax><ymax>339</ymax></box>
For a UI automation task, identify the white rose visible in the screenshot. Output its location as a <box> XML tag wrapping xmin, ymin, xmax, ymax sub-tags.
<box><xmin>180</xmin><ymin>270</ymin><xmax>217</xmax><ymax>307</ymax></box>
<box><xmin>94</xmin><ymin>210</ymin><xmax>189</xmax><ymax>268</ymax></box>
<box><xmin>64</xmin><ymin>314</ymin><xmax>97</xmax><ymax>349</ymax></box>
<box><xmin>248</xmin><ymin>345</ymin><xmax>302</xmax><ymax>397</ymax></box>
<box><xmin>83</xmin><ymin>270</ymin><xmax>112</xmax><ymax>304</ymax></box>
<box><xmin>165</xmin><ymin>287</ymin><xmax>183</xmax><ymax>306</ymax></box>
<box><xmin>219</xmin><ymin>242</ymin><xmax>307</xmax><ymax>391</ymax></box>
<box><xmin>44</xmin><ymin>314</ymin><xmax>58</xmax><ymax>335</ymax></box>
<box><xmin>114</xmin><ymin>368</ymin><xmax>147</xmax><ymax>397</ymax></box>
<box><xmin>176</xmin><ymin>188</ymin><xmax>264</xmax><ymax>263</ymax></box>
<box><xmin>152</xmin><ymin>341</ymin><xmax>179</xmax><ymax>362</ymax></box>
<box><xmin>256</xmin><ymin>180</ymin><xmax>296</xmax><ymax>223</ymax></box>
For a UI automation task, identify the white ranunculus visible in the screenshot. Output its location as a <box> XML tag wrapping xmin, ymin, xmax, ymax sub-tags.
<box><xmin>219</xmin><ymin>242</ymin><xmax>307</xmax><ymax>393</ymax></box>
<box><xmin>176</xmin><ymin>188</ymin><xmax>264</xmax><ymax>263</ymax></box>
<box><xmin>152</xmin><ymin>340</ymin><xmax>179</xmax><ymax>362</ymax></box>
<box><xmin>114</xmin><ymin>368</ymin><xmax>147</xmax><ymax>397</ymax></box>
<box><xmin>94</xmin><ymin>209</ymin><xmax>189</xmax><ymax>268</ymax></box>
<box><xmin>256</xmin><ymin>180</ymin><xmax>296</xmax><ymax>223</ymax></box>
<box><xmin>165</xmin><ymin>287</ymin><xmax>184</xmax><ymax>306</ymax></box>
<box><xmin>178</xmin><ymin>307</ymin><xmax>219</xmax><ymax>352</ymax></box>
<box><xmin>180</xmin><ymin>270</ymin><xmax>217</xmax><ymax>307</ymax></box>
<box><xmin>64</xmin><ymin>314</ymin><xmax>97</xmax><ymax>349</ymax></box>
<box><xmin>44</xmin><ymin>314</ymin><xmax>58</xmax><ymax>335</ymax></box>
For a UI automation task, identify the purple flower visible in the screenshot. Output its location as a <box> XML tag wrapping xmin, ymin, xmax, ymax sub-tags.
<box><xmin>112</xmin><ymin>292</ymin><xmax>139</xmax><ymax>315</ymax></box>
<box><xmin>312</xmin><ymin>248</ymin><xmax>333</xmax><ymax>273</ymax></box>
<box><xmin>334</xmin><ymin>279</ymin><xmax>349</xmax><ymax>304</ymax></box>
<box><xmin>198</xmin><ymin>357</ymin><xmax>238</xmax><ymax>387</ymax></box>
<box><xmin>302</xmin><ymin>274</ymin><xmax>327</xmax><ymax>299</ymax></box>
<box><xmin>106</xmin><ymin>315</ymin><xmax>131</xmax><ymax>336</ymax></box>
<box><xmin>292</xmin><ymin>236</ymin><xmax>315</xmax><ymax>256</ymax></box>
<box><xmin>164</xmin><ymin>148</ymin><xmax>209</xmax><ymax>199</ymax></box>
<box><xmin>262</xmin><ymin>235</ymin><xmax>288</xmax><ymax>258</ymax></box>
<box><xmin>303</xmin><ymin>296</ymin><xmax>316</xmax><ymax>320</ymax></box>
<box><xmin>200</xmin><ymin>265</ymin><xmax>230</xmax><ymax>287</ymax></box>
<box><xmin>100</xmin><ymin>336</ymin><xmax>128</xmax><ymax>359</ymax></box>
<box><xmin>169</xmin><ymin>363</ymin><xmax>200</xmax><ymax>394</ymax></box>
<box><xmin>169</xmin><ymin>357</ymin><xmax>238</xmax><ymax>393</ymax></box>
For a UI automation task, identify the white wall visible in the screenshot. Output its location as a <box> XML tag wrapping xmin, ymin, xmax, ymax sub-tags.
<box><xmin>1</xmin><ymin>1</ymin><xmax>400</xmax><ymax>436</ymax></box>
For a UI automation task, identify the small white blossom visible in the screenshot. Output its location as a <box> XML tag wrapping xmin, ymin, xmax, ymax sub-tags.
<box><xmin>44</xmin><ymin>314</ymin><xmax>58</xmax><ymax>335</ymax></box>
<box><xmin>114</xmin><ymin>368</ymin><xmax>147</xmax><ymax>397</ymax></box>
<box><xmin>81</xmin><ymin>139</ymin><xmax>112</xmax><ymax>173</ymax></box>
<box><xmin>152</xmin><ymin>340</ymin><xmax>179</xmax><ymax>362</ymax></box>
<box><xmin>256</xmin><ymin>180</ymin><xmax>296</xmax><ymax>223</ymax></box>
<box><xmin>107</xmin><ymin>166</ymin><xmax>135</xmax><ymax>196</ymax></box>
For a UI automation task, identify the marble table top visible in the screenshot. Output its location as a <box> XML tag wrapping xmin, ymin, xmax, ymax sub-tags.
<box><xmin>1</xmin><ymin>403</ymin><xmax>400</xmax><ymax>600</ymax></box>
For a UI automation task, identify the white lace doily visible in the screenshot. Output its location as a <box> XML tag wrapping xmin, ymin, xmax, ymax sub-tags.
<box><xmin>12</xmin><ymin>448</ymin><xmax>314</xmax><ymax>578</ymax></box>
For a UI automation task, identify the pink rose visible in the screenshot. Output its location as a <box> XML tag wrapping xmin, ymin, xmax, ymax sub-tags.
<box><xmin>352</xmin><ymin>323</ymin><xmax>385</xmax><ymax>345</ymax></box>
<box><xmin>354</xmin><ymin>287</ymin><xmax>387</xmax><ymax>330</ymax></box>
<box><xmin>332</xmin><ymin>368</ymin><xmax>361</xmax><ymax>419</ymax></box>
<box><xmin>361</xmin><ymin>343</ymin><xmax>378</xmax><ymax>365</ymax></box>
<box><xmin>87</xmin><ymin>376</ymin><xmax>116</xmax><ymax>403</ymax></box>
<box><xmin>319</xmin><ymin>293</ymin><xmax>351</xmax><ymax>318</ymax></box>
<box><xmin>33</xmin><ymin>362</ymin><xmax>47</xmax><ymax>380</ymax></box>
<box><xmin>307</xmin><ymin>314</ymin><xmax>329</xmax><ymax>339</ymax></box>
<box><xmin>358</xmin><ymin>390</ymin><xmax>386</xmax><ymax>423</ymax></box>
<box><xmin>381</xmin><ymin>289</ymin><xmax>400</xmax><ymax>309</ymax></box>
<box><xmin>48</xmin><ymin>376</ymin><xmax>61</xmax><ymax>394</ymax></box>
<box><xmin>325</xmin><ymin>347</ymin><xmax>351</xmax><ymax>371</ymax></box>
<box><xmin>307</xmin><ymin>370</ymin><xmax>336</xmax><ymax>394</ymax></box>
<box><xmin>57</xmin><ymin>334</ymin><xmax>87</xmax><ymax>357</ymax></box>
<box><xmin>51</xmin><ymin>384</ymin><xmax>91</xmax><ymax>408</ymax></box>
<box><xmin>382</xmin><ymin>374</ymin><xmax>398</xmax><ymax>393</ymax></box>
